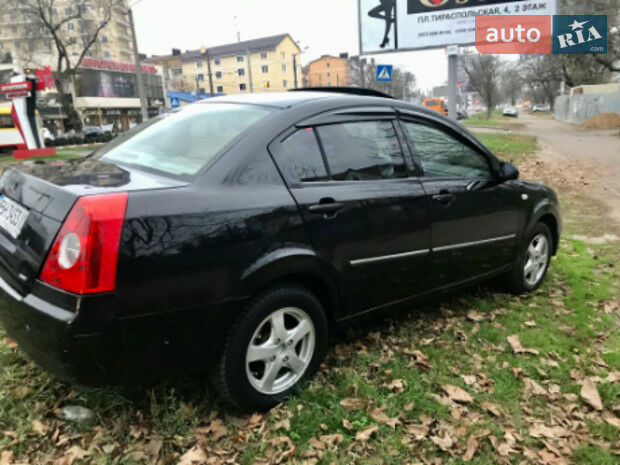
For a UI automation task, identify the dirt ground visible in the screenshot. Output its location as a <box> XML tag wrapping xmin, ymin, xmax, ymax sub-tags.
<box><xmin>512</xmin><ymin>113</ymin><xmax>620</xmax><ymax>234</ymax></box>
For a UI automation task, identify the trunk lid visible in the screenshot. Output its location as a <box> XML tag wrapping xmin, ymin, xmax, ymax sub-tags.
<box><xmin>0</xmin><ymin>158</ymin><xmax>188</xmax><ymax>296</ymax></box>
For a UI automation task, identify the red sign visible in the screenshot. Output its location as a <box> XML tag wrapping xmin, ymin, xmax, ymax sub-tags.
<box><xmin>475</xmin><ymin>15</ymin><xmax>552</xmax><ymax>55</ymax></box>
<box><xmin>81</xmin><ymin>57</ymin><xmax>158</xmax><ymax>75</ymax></box>
<box><xmin>35</xmin><ymin>66</ymin><xmax>55</xmax><ymax>91</ymax></box>
<box><xmin>5</xmin><ymin>91</ymin><xmax>30</xmax><ymax>98</ymax></box>
<box><xmin>0</xmin><ymin>81</ymin><xmax>32</xmax><ymax>93</ymax></box>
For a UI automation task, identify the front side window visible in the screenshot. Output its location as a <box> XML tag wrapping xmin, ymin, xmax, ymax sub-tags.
<box><xmin>96</xmin><ymin>104</ymin><xmax>271</xmax><ymax>178</ymax></box>
<box><xmin>316</xmin><ymin>121</ymin><xmax>406</xmax><ymax>181</ymax></box>
<box><xmin>274</xmin><ymin>128</ymin><xmax>328</xmax><ymax>183</ymax></box>
<box><xmin>402</xmin><ymin>122</ymin><xmax>492</xmax><ymax>179</ymax></box>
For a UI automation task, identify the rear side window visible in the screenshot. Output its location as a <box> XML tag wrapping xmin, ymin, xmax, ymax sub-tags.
<box><xmin>402</xmin><ymin>121</ymin><xmax>491</xmax><ymax>179</ymax></box>
<box><xmin>96</xmin><ymin>104</ymin><xmax>271</xmax><ymax>178</ymax></box>
<box><xmin>316</xmin><ymin>121</ymin><xmax>406</xmax><ymax>181</ymax></box>
<box><xmin>274</xmin><ymin>128</ymin><xmax>328</xmax><ymax>183</ymax></box>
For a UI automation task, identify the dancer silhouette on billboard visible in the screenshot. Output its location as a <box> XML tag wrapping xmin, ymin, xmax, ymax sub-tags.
<box><xmin>368</xmin><ymin>0</ymin><xmax>396</xmax><ymax>49</ymax></box>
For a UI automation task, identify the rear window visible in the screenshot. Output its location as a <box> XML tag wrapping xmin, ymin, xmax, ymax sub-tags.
<box><xmin>424</xmin><ymin>100</ymin><xmax>440</xmax><ymax>107</ymax></box>
<box><xmin>95</xmin><ymin>103</ymin><xmax>271</xmax><ymax>177</ymax></box>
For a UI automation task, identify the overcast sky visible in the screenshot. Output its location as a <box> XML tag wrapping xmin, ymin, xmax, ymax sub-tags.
<box><xmin>132</xmin><ymin>0</ymin><xmax>448</xmax><ymax>92</ymax></box>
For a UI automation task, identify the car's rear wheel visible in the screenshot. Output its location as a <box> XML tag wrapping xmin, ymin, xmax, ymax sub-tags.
<box><xmin>213</xmin><ymin>284</ymin><xmax>328</xmax><ymax>411</ymax></box>
<box><xmin>504</xmin><ymin>222</ymin><xmax>552</xmax><ymax>294</ymax></box>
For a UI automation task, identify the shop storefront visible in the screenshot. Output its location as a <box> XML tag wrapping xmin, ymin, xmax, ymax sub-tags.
<box><xmin>73</xmin><ymin>58</ymin><xmax>165</xmax><ymax>132</ymax></box>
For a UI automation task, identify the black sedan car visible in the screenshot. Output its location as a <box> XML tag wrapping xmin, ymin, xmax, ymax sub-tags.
<box><xmin>0</xmin><ymin>90</ymin><xmax>560</xmax><ymax>410</ymax></box>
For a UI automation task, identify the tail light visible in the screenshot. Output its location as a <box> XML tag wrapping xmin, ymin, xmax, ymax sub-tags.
<box><xmin>40</xmin><ymin>192</ymin><xmax>128</xmax><ymax>294</ymax></box>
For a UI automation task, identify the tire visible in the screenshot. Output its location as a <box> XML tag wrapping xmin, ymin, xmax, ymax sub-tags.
<box><xmin>212</xmin><ymin>284</ymin><xmax>328</xmax><ymax>411</ymax></box>
<box><xmin>504</xmin><ymin>222</ymin><xmax>553</xmax><ymax>294</ymax></box>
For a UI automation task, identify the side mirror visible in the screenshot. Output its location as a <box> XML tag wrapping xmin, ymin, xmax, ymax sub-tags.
<box><xmin>498</xmin><ymin>162</ymin><xmax>519</xmax><ymax>181</ymax></box>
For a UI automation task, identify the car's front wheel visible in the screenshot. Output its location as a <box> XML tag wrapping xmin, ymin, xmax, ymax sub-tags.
<box><xmin>213</xmin><ymin>284</ymin><xmax>328</xmax><ymax>411</ymax></box>
<box><xmin>504</xmin><ymin>222</ymin><xmax>553</xmax><ymax>293</ymax></box>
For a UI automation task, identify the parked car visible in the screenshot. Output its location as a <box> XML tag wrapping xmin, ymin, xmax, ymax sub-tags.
<box><xmin>532</xmin><ymin>104</ymin><xmax>550</xmax><ymax>112</ymax></box>
<box><xmin>503</xmin><ymin>106</ymin><xmax>518</xmax><ymax>117</ymax></box>
<box><xmin>82</xmin><ymin>126</ymin><xmax>105</xmax><ymax>139</ymax></box>
<box><xmin>0</xmin><ymin>90</ymin><xmax>561</xmax><ymax>411</ymax></box>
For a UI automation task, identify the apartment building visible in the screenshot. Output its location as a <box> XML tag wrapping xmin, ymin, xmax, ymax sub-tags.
<box><xmin>0</xmin><ymin>0</ymin><xmax>134</xmax><ymax>70</ymax></box>
<box><xmin>305</xmin><ymin>54</ymin><xmax>350</xmax><ymax>87</ymax></box>
<box><xmin>144</xmin><ymin>34</ymin><xmax>302</xmax><ymax>95</ymax></box>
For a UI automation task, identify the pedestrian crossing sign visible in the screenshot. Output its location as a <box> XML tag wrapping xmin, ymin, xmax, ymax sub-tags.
<box><xmin>376</xmin><ymin>65</ymin><xmax>392</xmax><ymax>82</ymax></box>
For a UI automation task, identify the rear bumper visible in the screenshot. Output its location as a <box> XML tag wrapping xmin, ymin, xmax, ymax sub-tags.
<box><xmin>0</xmin><ymin>278</ymin><xmax>246</xmax><ymax>386</ymax></box>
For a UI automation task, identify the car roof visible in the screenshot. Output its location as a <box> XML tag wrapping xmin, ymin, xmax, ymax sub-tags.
<box><xmin>198</xmin><ymin>91</ymin><xmax>378</xmax><ymax>109</ymax></box>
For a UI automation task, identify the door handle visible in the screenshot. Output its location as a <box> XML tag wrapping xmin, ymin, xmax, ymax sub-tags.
<box><xmin>308</xmin><ymin>199</ymin><xmax>344</xmax><ymax>217</ymax></box>
<box><xmin>432</xmin><ymin>191</ymin><xmax>455</xmax><ymax>206</ymax></box>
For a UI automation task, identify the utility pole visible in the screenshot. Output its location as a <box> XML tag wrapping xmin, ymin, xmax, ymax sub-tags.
<box><xmin>128</xmin><ymin>7</ymin><xmax>148</xmax><ymax>122</ymax></box>
<box><xmin>205</xmin><ymin>49</ymin><xmax>214</xmax><ymax>96</ymax></box>
<box><xmin>447</xmin><ymin>45</ymin><xmax>458</xmax><ymax>120</ymax></box>
<box><xmin>246</xmin><ymin>49</ymin><xmax>253</xmax><ymax>93</ymax></box>
<box><xmin>293</xmin><ymin>53</ymin><xmax>298</xmax><ymax>89</ymax></box>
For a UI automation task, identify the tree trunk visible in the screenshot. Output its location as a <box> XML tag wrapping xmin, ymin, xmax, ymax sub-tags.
<box><xmin>54</xmin><ymin>74</ymin><xmax>82</xmax><ymax>132</ymax></box>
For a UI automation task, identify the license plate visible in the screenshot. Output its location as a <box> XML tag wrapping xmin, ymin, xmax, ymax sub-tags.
<box><xmin>0</xmin><ymin>195</ymin><xmax>28</xmax><ymax>239</ymax></box>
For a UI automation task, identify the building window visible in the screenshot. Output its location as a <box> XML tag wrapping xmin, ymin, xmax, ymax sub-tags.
<box><xmin>44</xmin><ymin>39</ymin><xmax>51</xmax><ymax>49</ymax></box>
<box><xmin>196</xmin><ymin>61</ymin><xmax>203</xmax><ymax>68</ymax></box>
<box><xmin>214</xmin><ymin>59</ymin><xmax>220</xmax><ymax>66</ymax></box>
<box><xmin>238</xmin><ymin>83</ymin><xmax>247</xmax><ymax>92</ymax></box>
<box><xmin>283</xmin><ymin>79</ymin><xmax>288</xmax><ymax>88</ymax></box>
<box><xmin>68</xmin><ymin>37</ymin><xmax>77</xmax><ymax>45</ymax></box>
<box><xmin>327</xmin><ymin>72</ymin><xmax>330</xmax><ymax>77</ymax></box>
<box><xmin>99</xmin><ymin>20</ymin><xmax>106</xmax><ymax>27</ymax></box>
<box><xmin>237</xmin><ymin>68</ymin><xmax>245</xmax><ymax>77</ymax></box>
<box><xmin>103</xmin><ymin>50</ymin><xmax>110</xmax><ymax>58</ymax></box>
<box><xmin>199</xmin><ymin>87</ymin><xmax>205</xmax><ymax>94</ymax></box>
<box><xmin>13</xmin><ymin>41</ymin><xmax>19</xmax><ymax>49</ymax></box>
<box><xmin>101</xmin><ymin>35</ymin><xmax>108</xmax><ymax>43</ymax></box>
<box><xmin>236</xmin><ymin>56</ymin><xmax>244</xmax><ymax>63</ymax></box>
<box><xmin>65</xmin><ymin>6</ymin><xmax>72</xmax><ymax>15</ymax></box>
<box><xmin>282</xmin><ymin>64</ymin><xmax>287</xmax><ymax>72</ymax></box>
<box><xmin>281</xmin><ymin>52</ymin><xmax>285</xmax><ymax>59</ymax></box>
<box><xmin>68</xmin><ymin>23</ymin><xmax>74</xmax><ymax>30</ymax></box>
<box><xmin>260</xmin><ymin>52</ymin><xmax>267</xmax><ymax>59</ymax></box>
<box><xmin>215</xmin><ymin>71</ymin><xmax>222</xmax><ymax>79</ymax></box>
<box><xmin>197</xmin><ymin>74</ymin><xmax>204</xmax><ymax>81</ymax></box>
<box><xmin>216</xmin><ymin>85</ymin><xmax>223</xmax><ymax>93</ymax></box>
<box><xmin>326</xmin><ymin>62</ymin><xmax>330</xmax><ymax>68</ymax></box>
<box><xmin>261</xmin><ymin>65</ymin><xmax>268</xmax><ymax>74</ymax></box>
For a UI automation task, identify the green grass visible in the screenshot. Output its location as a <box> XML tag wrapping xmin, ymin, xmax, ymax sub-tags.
<box><xmin>472</xmin><ymin>132</ymin><xmax>538</xmax><ymax>164</ymax></box>
<box><xmin>463</xmin><ymin>110</ymin><xmax>521</xmax><ymax>129</ymax></box>
<box><xmin>0</xmin><ymin>145</ymin><xmax>101</xmax><ymax>168</ymax></box>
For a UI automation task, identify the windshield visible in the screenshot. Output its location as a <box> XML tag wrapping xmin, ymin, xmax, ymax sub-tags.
<box><xmin>94</xmin><ymin>103</ymin><xmax>272</xmax><ymax>178</ymax></box>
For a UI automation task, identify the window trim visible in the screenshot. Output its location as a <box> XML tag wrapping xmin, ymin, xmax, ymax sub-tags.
<box><xmin>397</xmin><ymin>114</ymin><xmax>500</xmax><ymax>181</ymax></box>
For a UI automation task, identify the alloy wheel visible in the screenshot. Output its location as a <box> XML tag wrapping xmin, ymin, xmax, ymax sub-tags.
<box><xmin>245</xmin><ymin>307</ymin><xmax>315</xmax><ymax>395</ymax></box>
<box><xmin>523</xmin><ymin>233</ymin><xmax>549</xmax><ymax>287</ymax></box>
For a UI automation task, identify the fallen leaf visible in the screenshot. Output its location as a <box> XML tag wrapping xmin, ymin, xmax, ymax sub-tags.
<box><xmin>507</xmin><ymin>334</ymin><xmax>539</xmax><ymax>355</ymax></box>
<box><xmin>462</xmin><ymin>437</ymin><xmax>479</xmax><ymax>462</ymax></box>
<box><xmin>0</xmin><ymin>451</ymin><xmax>13</xmax><ymax>465</ymax></box>
<box><xmin>54</xmin><ymin>446</ymin><xmax>89</xmax><ymax>465</ymax></box>
<box><xmin>355</xmin><ymin>425</ymin><xmax>378</xmax><ymax>442</ymax></box>
<box><xmin>529</xmin><ymin>423</ymin><xmax>570</xmax><ymax>438</ymax></box>
<box><xmin>178</xmin><ymin>445</ymin><xmax>207</xmax><ymax>465</ymax></box>
<box><xmin>339</xmin><ymin>397</ymin><xmax>367</xmax><ymax>411</ymax></box>
<box><xmin>523</xmin><ymin>320</ymin><xmax>537</xmax><ymax>327</ymax></box>
<box><xmin>430</xmin><ymin>431</ymin><xmax>454</xmax><ymax>451</ymax></box>
<box><xmin>441</xmin><ymin>384</ymin><xmax>473</xmax><ymax>403</ymax></box>
<box><xmin>523</xmin><ymin>378</ymin><xmax>548</xmax><ymax>396</ymax></box>
<box><xmin>481</xmin><ymin>402</ymin><xmax>502</xmax><ymax>417</ymax></box>
<box><xmin>342</xmin><ymin>419</ymin><xmax>353</xmax><ymax>430</ymax></box>
<box><xmin>467</xmin><ymin>310</ymin><xmax>485</xmax><ymax>322</ymax></box>
<box><xmin>31</xmin><ymin>419</ymin><xmax>48</xmax><ymax>436</ymax></box>
<box><xmin>273</xmin><ymin>418</ymin><xmax>291</xmax><ymax>431</ymax></box>
<box><xmin>367</xmin><ymin>406</ymin><xmax>400</xmax><ymax>428</ymax></box>
<box><xmin>320</xmin><ymin>434</ymin><xmax>343</xmax><ymax>448</ymax></box>
<box><xmin>580</xmin><ymin>378</ymin><xmax>603</xmax><ymax>410</ymax></box>
<box><xmin>404</xmin><ymin>424</ymin><xmax>429</xmax><ymax>440</ymax></box>
<box><xmin>384</xmin><ymin>379</ymin><xmax>407</xmax><ymax>393</ymax></box>
<box><xmin>601</xmin><ymin>411</ymin><xmax>620</xmax><ymax>428</ymax></box>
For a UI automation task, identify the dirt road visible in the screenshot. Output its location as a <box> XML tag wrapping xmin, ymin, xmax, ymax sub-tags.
<box><xmin>516</xmin><ymin>113</ymin><xmax>620</xmax><ymax>228</ymax></box>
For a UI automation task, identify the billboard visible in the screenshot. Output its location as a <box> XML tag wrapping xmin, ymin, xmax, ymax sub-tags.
<box><xmin>359</xmin><ymin>0</ymin><xmax>557</xmax><ymax>53</ymax></box>
<box><xmin>74</xmin><ymin>69</ymin><xmax>164</xmax><ymax>100</ymax></box>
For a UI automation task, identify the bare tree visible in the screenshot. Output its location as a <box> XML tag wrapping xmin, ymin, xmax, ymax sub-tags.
<box><xmin>500</xmin><ymin>64</ymin><xmax>522</xmax><ymax>106</ymax></box>
<box><xmin>520</xmin><ymin>55</ymin><xmax>563</xmax><ymax>109</ymax></box>
<box><xmin>10</xmin><ymin>0</ymin><xmax>126</xmax><ymax>129</ymax></box>
<box><xmin>461</xmin><ymin>54</ymin><xmax>501</xmax><ymax>117</ymax></box>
